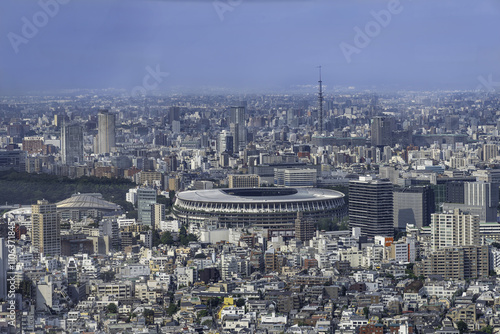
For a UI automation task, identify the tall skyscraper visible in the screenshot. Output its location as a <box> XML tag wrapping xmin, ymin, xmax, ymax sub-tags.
<box><xmin>137</xmin><ymin>188</ymin><xmax>157</xmax><ymax>226</ymax></box>
<box><xmin>229</xmin><ymin>123</ymin><xmax>240</xmax><ymax>154</ymax></box>
<box><xmin>217</xmin><ymin>130</ymin><xmax>233</xmax><ymax>155</ymax></box>
<box><xmin>393</xmin><ymin>186</ymin><xmax>435</xmax><ymax>230</ymax></box>
<box><xmin>286</xmin><ymin>109</ymin><xmax>298</xmax><ymax>126</ymax></box>
<box><xmin>31</xmin><ymin>200</ymin><xmax>61</xmax><ymax>256</ymax></box>
<box><xmin>230</xmin><ymin>106</ymin><xmax>245</xmax><ymax>125</ymax></box>
<box><xmin>317</xmin><ymin>66</ymin><xmax>324</xmax><ymax>133</ymax></box>
<box><xmin>230</xmin><ymin>106</ymin><xmax>246</xmax><ymax>152</ymax></box>
<box><xmin>349</xmin><ymin>176</ymin><xmax>394</xmax><ymax>237</ymax></box>
<box><xmin>165</xmin><ymin>155</ymin><xmax>178</xmax><ymax>173</ymax></box>
<box><xmin>371</xmin><ymin>116</ymin><xmax>393</xmax><ymax>147</ymax></box>
<box><xmin>169</xmin><ymin>106</ymin><xmax>180</xmax><ymax>125</ymax></box>
<box><xmin>61</xmin><ymin>123</ymin><xmax>84</xmax><ymax>165</ymax></box>
<box><xmin>97</xmin><ymin>110</ymin><xmax>116</xmax><ymax>154</ymax></box>
<box><xmin>431</xmin><ymin>209</ymin><xmax>479</xmax><ymax>252</ymax></box>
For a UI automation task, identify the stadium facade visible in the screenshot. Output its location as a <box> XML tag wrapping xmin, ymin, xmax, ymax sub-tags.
<box><xmin>173</xmin><ymin>187</ymin><xmax>346</xmax><ymax>229</ymax></box>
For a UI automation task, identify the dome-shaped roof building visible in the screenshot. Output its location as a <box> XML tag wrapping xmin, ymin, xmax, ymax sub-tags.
<box><xmin>56</xmin><ymin>193</ymin><xmax>121</xmax><ymax>220</ymax></box>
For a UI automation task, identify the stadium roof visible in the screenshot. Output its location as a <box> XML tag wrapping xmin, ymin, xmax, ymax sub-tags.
<box><xmin>176</xmin><ymin>187</ymin><xmax>344</xmax><ymax>204</ymax></box>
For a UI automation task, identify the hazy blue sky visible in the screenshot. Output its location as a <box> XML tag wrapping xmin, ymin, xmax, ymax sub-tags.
<box><xmin>1</xmin><ymin>0</ymin><xmax>499</xmax><ymax>94</ymax></box>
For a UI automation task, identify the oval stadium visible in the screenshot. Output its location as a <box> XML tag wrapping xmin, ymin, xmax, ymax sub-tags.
<box><xmin>173</xmin><ymin>187</ymin><xmax>346</xmax><ymax>229</ymax></box>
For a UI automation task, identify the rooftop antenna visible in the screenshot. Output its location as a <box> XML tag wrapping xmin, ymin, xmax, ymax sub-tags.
<box><xmin>318</xmin><ymin>66</ymin><xmax>324</xmax><ymax>134</ymax></box>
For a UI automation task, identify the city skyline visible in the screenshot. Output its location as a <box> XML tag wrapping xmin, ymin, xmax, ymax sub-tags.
<box><xmin>4</xmin><ymin>1</ymin><xmax>500</xmax><ymax>332</ymax></box>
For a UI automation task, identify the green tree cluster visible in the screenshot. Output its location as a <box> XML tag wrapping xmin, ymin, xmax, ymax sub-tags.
<box><xmin>317</xmin><ymin>218</ymin><xmax>349</xmax><ymax>231</ymax></box>
<box><xmin>201</xmin><ymin>319</ymin><xmax>213</xmax><ymax>327</ymax></box>
<box><xmin>126</xmin><ymin>210</ymin><xmax>138</xmax><ymax>220</ymax></box>
<box><xmin>456</xmin><ymin>320</ymin><xmax>468</xmax><ymax>334</ymax></box>
<box><xmin>181</xmin><ymin>233</ymin><xmax>198</xmax><ymax>246</ymax></box>
<box><xmin>107</xmin><ymin>303</ymin><xmax>118</xmax><ymax>314</ymax></box>
<box><xmin>207</xmin><ymin>297</ymin><xmax>222</xmax><ymax>308</ymax></box>
<box><xmin>405</xmin><ymin>263</ymin><xmax>417</xmax><ymax>279</ymax></box>
<box><xmin>159</xmin><ymin>231</ymin><xmax>174</xmax><ymax>245</ymax></box>
<box><xmin>481</xmin><ymin>325</ymin><xmax>493</xmax><ymax>334</ymax></box>
<box><xmin>179</xmin><ymin>226</ymin><xmax>198</xmax><ymax>246</ymax></box>
<box><xmin>166</xmin><ymin>303</ymin><xmax>178</xmax><ymax>316</ymax></box>
<box><xmin>143</xmin><ymin>309</ymin><xmax>155</xmax><ymax>325</ymax></box>
<box><xmin>363</xmin><ymin>306</ymin><xmax>369</xmax><ymax>319</ymax></box>
<box><xmin>157</xmin><ymin>195</ymin><xmax>171</xmax><ymax>207</ymax></box>
<box><xmin>197</xmin><ymin>309</ymin><xmax>209</xmax><ymax>319</ymax></box>
<box><xmin>0</xmin><ymin>170</ymin><xmax>135</xmax><ymax>207</ymax></box>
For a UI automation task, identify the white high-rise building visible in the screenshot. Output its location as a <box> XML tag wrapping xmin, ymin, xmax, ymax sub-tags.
<box><xmin>217</xmin><ymin>130</ymin><xmax>233</xmax><ymax>154</ymax></box>
<box><xmin>126</xmin><ymin>188</ymin><xmax>138</xmax><ymax>206</ymax></box>
<box><xmin>482</xmin><ymin>143</ymin><xmax>498</xmax><ymax>162</ymax></box>
<box><xmin>221</xmin><ymin>253</ymin><xmax>239</xmax><ymax>280</ymax></box>
<box><xmin>491</xmin><ymin>248</ymin><xmax>500</xmax><ymax>274</ymax></box>
<box><xmin>431</xmin><ymin>209</ymin><xmax>479</xmax><ymax>252</ymax></box>
<box><xmin>153</xmin><ymin>203</ymin><xmax>165</xmax><ymax>230</ymax></box>
<box><xmin>230</xmin><ymin>106</ymin><xmax>246</xmax><ymax>151</ymax></box>
<box><xmin>172</xmin><ymin>120</ymin><xmax>181</xmax><ymax>134</ymax></box>
<box><xmin>97</xmin><ymin>110</ymin><xmax>116</xmax><ymax>154</ymax></box>
<box><xmin>274</xmin><ymin>168</ymin><xmax>317</xmax><ymax>187</ymax></box>
<box><xmin>464</xmin><ymin>181</ymin><xmax>498</xmax><ymax>208</ymax></box>
<box><xmin>31</xmin><ymin>200</ymin><xmax>60</xmax><ymax>256</ymax></box>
